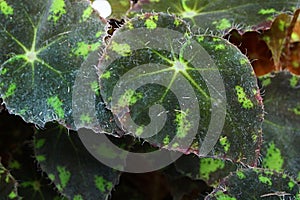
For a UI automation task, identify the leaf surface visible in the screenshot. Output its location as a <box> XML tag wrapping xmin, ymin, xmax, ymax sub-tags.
<box><xmin>205</xmin><ymin>168</ymin><xmax>300</xmax><ymax>200</ymax></box>
<box><xmin>99</xmin><ymin>13</ymin><xmax>264</xmax><ymax>165</ymax></box>
<box><xmin>132</xmin><ymin>0</ymin><xmax>298</xmax><ymax>32</ymax></box>
<box><xmin>259</xmin><ymin>72</ymin><xmax>300</xmax><ymax>182</ymax></box>
<box><xmin>34</xmin><ymin>121</ymin><xmax>120</xmax><ymax>199</ymax></box>
<box><xmin>0</xmin><ymin>162</ymin><xmax>19</xmax><ymax>200</ymax></box>
<box><xmin>0</xmin><ymin>0</ymin><xmax>104</xmax><ymax>128</ymax></box>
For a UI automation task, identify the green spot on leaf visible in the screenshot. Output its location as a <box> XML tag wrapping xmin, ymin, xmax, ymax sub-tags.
<box><xmin>48</xmin><ymin>0</ymin><xmax>67</xmax><ymax>24</ymax></box>
<box><xmin>200</xmin><ymin>158</ymin><xmax>225</xmax><ymax>180</ymax></box>
<box><xmin>214</xmin><ymin>44</ymin><xmax>225</xmax><ymax>50</ymax></box>
<box><xmin>135</xmin><ymin>126</ymin><xmax>144</xmax><ymax>136</ymax></box>
<box><xmin>94</xmin><ymin>175</ymin><xmax>113</xmax><ymax>193</ymax></box>
<box><xmin>35</xmin><ymin>139</ymin><xmax>46</xmax><ymax>149</ymax></box>
<box><xmin>219</xmin><ymin>136</ymin><xmax>230</xmax><ymax>153</ymax></box>
<box><xmin>262</xmin><ymin>142</ymin><xmax>284</xmax><ymax>171</ymax></box>
<box><xmin>95</xmin><ymin>31</ymin><xmax>102</xmax><ymax>38</ymax></box>
<box><xmin>289</xmin><ymin>104</ymin><xmax>300</xmax><ymax>115</ymax></box>
<box><xmin>81</xmin><ymin>6</ymin><xmax>93</xmax><ymax>22</ymax></box>
<box><xmin>0</xmin><ymin>0</ymin><xmax>13</xmax><ymax>16</ymax></box>
<box><xmin>73</xmin><ymin>195</ymin><xmax>83</xmax><ymax>200</ymax></box>
<box><xmin>258</xmin><ymin>8</ymin><xmax>276</xmax><ymax>15</ymax></box>
<box><xmin>111</xmin><ymin>41</ymin><xmax>131</xmax><ymax>56</ymax></box>
<box><xmin>57</xmin><ymin>166</ymin><xmax>71</xmax><ymax>189</ymax></box>
<box><xmin>8</xmin><ymin>191</ymin><xmax>17</xmax><ymax>199</ymax></box>
<box><xmin>258</xmin><ymin>174</ymin><xmax>272</xmax><ymax>186</ymax></box>
<box><xmin>4</xmin><ymin>83</ymin><xmax>16</xmax><ymax>98</ymax></box>
<box><xmin>101</xmin><ymin>71</ymin><xmax>111</xmax><ymax>79</ymax></box>
<box><xmin>261</xmin><ymin>77</ymin><xmax>271</xmax><ymax>87</ymax></box>
<box><xmin>0</xmin><ymin>68</ymin><xmax>7</xmax><ymax>75</ymax></box>
<box><xmin>8</xmin><ymin>160</ymin><xmax>21</xmax><ymax>170</ymax></box>
<box><xmin>239</xmin><ymin>58</ymin><xmax>248</xmax><ymax>65</ymax></box>
<box><xmin>48</xmin><ymin>173</ymin><xmax>55</xmax><ymax>181</ymax></box>
<box><xmin>80</xmin><ymin>114</ymin><xmax>91</xmax><ymax>124</ymax></box>
<box><xmin>144</xmin><ymin>15</ymin><xmax>158</xmax><ymax>29</ymax></box>
<box><xmin>175</xmin><ymin>110</ymin><xmax>191</xmax><ymax>138</ymax></box>
<box><xmin>90</xmin><ymin>81</ymin><xmax>100</xmax><ymax>95</ymax></box>
<box><xmin>288</xmin><ymin>181</ymin><xmax>295</xmax><ymax>190</ymax></box>
<box><xmin>163</xmin><ymin>135</ymin><xmax>170</xmax><ymax>146</ymax></box>
<box><xmin>47</xmin><ymin>96</ymin><xmax>64</xmax><ymax>119</ymax></box>
<box><xmin>172</xmin><ymin>142</ymin><xmax>179</xmax><ymax>148</ymax></box>
<box><xmin>174</xmin><ymin>18</ymin><xmax>181</xmax><ymax>26</ymax></box>
<box><xmin>21</xmin><ymin>180</ymin><xmax>41</xmax><ymax>191</ymax></box>
<box><xmin>197</xmin><ymin>36</ymin><xmax>204</xmax><ymax>42</ymax></box>
<box><xmin>252</xmin><ymin>134</ymin><xmax>258</xmax><ymax>142</ymax></box>
<box><xmin>72</xmin><ymin>41</ymin><xmax>101</xmax><ymax>58</ymax></box>
<box><xmin>215</xmin><ymin>191</ymin><xmax>237</xmax><ymax>200</ymax></box>
<box><xmin>117</xmin><ymin>89</ymin><xmax>143</xmax><ymax>108</ymax></box>
<box><xmin>235</xmin><ymin>85</ymin><xmax>254</xmax><ymax>109</ymax></box>
<box><xmin>290</xmin><ymin>75</ymin><xmax>299</xmax><ymax>88</ymax></box>
<box><xmin>36</xmin><ymin>155</ymin><xmax>46</xmax><ymax>162</ymax></box>
<box><xmin>213</xmin><ymin>18</ymin><xmax>231</xmax><ymax>30</ymax></box>
<box><xmin>236</xmin><ymin>171</ymin><xmax>246</xmax><ymax>179</ymax></box>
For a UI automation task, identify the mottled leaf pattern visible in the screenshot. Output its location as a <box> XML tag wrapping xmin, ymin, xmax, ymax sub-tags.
<box><xmin>132</xmin><ymin>0</ymin><xmax>298</xmax><ymax>32</ymax></box>
<box><xmin>205</xmin><ymin>168</ymin><xmax>300</xmax><ymax>200</ymax></box>
<box><xmin>0</xmin><ymin>112</ymin><xmax>67</xmax><ymax>199</ymax></box>
<box><xmin>259</xmin><ymin>72</ymin><xmax>300</xmax><ymax>182</ymax></box>
<box><xmin>0</xmin><ymin>162</ymin><xmax>19</xmax><ymax>200</ymax></box>
<box><xmin>0</xmin><ymin>0</ymin><xmax>104</xmax><ymax>128</ymax></box>
<box><xmin>34</xmin><ymin>121</ymin><xmax>120</xmax><ymax>199</ymax></box>
<box><xmin>0</xmin><ymin>0</ymin><xmax>299</xmax><ymax>199</ymax></box>
<box><xmin>175</xmin><ymin>154</ymin><xmax>238</xmax><ymax>186</ymax></box>
<box><xmin>99</xmin><ymin>13</ymin><xmax>263</xmax><ymax>165</ymax></box>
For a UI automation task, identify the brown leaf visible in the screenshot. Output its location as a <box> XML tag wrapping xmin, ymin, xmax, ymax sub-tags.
<box><xmin>262</xmin><ymin>13</ymin><xmax>292</xmax><ymax>71</ymax></box>
<box><xmin>225</xmin><ymin>29</ymin><xmax>274</xmax><ymax>76</ymax></box>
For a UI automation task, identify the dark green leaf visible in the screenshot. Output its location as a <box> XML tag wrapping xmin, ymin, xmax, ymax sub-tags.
<box><xmin>259</xmin><ymin>72</ymin><xmax>300</xmax><ymax>182</ymax></box>
<box><xmin>0</xmin><ymin>112</ymin><xmax>65</xmax><ymax>200</ymax></box>
<box><xmin>0</xmin><ymin>0</ymin><xmax>104</xmax><ymax>128</ymax></box>
<box><xmin>132</xmin><ymin>0</ymin><xmax>298</xmax><ymax>32</ymax></box>
<box><xmin>34</xmin><ymin>121</ymin><xmax>120</xmax><ymax>199</ymax></box>
<box><xmin>99</xmin><ymin>13</ymin><xmax>263</xmax><ymax>165</ymax></box>
<box><xmin>0</xmin><ymin>162</ymin><xmax>20</xmax><ymax>200</ymax></box>
<box><xmin>175</xmin><ymin>155</ymin><xmax>238</xmax><ymax>186</ymax></box>
<box><xmin>205</xmin><ymin>168</ymin><xmax>300</xmax><ymax>200</ymax></box>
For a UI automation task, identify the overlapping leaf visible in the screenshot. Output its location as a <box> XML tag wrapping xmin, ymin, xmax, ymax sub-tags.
<box><xmin>175</xmin><ymin>155</ymin><xmax>238</xmax><ymax>186</ymax></box>
<box><xmin>0</xmin><ymin>162</ymin><xmax>19</xmax><ymax>200</ymax></box>
<box><xmin>226</xmin><ymin>9</ymin><xmax>300</xmax><ymax>76</ymax></box>
<box><xmin>98</xmin><ymin>13</ymin><xmax>263</xmax><ymax>165</ymax></box>
<box><xmin>0</xmin><ymin>112</ymin><xmax>67</xmax><ymax>199</ymax></box>
<box><xmin>131</xmin><ymin>0</ymin><xmax>298</xmax><ymax>32</ymax></box>
<box><xmin>205</xmin><ymin>168</ymin><xmax>300</xmax><ymax>200</ymax></box>
<box><xmin>34</xmin><ymin>121</ymin><xmax>120</xmax><ymax>199</ymax></box>
<box><xmin>259</xmin><ymin>72</ymin><xmax>300</xmax><ymax>182</ymax></box>
<box><xmin>0</xmin><ymin>0</ymin><xmax>105</xmax><ymax>128</ymax></box>
<box><xmin>111</xmin><ymin>163</ymin><xmax>212</xmax><ymax>200</ymax></box>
